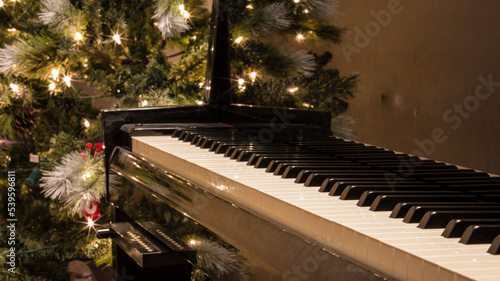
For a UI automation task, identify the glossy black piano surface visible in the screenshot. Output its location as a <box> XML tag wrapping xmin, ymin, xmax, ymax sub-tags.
<box><xmin>102</xmin><ymin>105</ymin><xmax>500</xmax><ymax>281</ymax></box>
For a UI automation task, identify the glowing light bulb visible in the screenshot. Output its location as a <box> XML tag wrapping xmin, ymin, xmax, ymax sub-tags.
<box><xmin>196</xmin><ymin>100</ymin><xmax>204</xmax><ymax>105</ymax></box>
<box><xmin>182</xmin><ymin>10</ymin><xmax>190</xmax><ymax>18</ymax></box>
<box><xmin>49</xmin><ymin>82</ymin><xmax>56</xmax><ymax>90</ymax></box>
<box><xmin>83</xmin><ymin>119</ymin><xmax>90</xmax><ymax>128</ymax></box>
<box><xmin>296</xmin><ymin>34</ymin><xmax>304</xmax><ymax>40</ymax></box>
<box><xmin>294</xmin><ymin>0</ymin><xmax>300</xmax><ymax>3</ymax></box>
<box><xmin>9</xmin><ymin>83</ymin><xmax>19</xmax><ymax>92</ymax></box>
<box><xmin>250</xmin><ymin>72</ymin><xmax>257</xmax><ymax>80</ymax></box>
<box><xmin>189</xmin><ymin>240</ymin><xmax>196</xmax><ymax>245</ymax></box>
<box><xmin>0</xmin><ymin>1</ymin><xmax>4</xmax><ymax>7</ymax></box>
<box><xmin>235</xmin><ymin>37</ymin><xmax>243</xmax><ymax>43</ymax></box>
<box><xmin>74</xmin><ymin>32</ymin><xmax>83</xmax><ymax>41</ymax></box>
<box><xmin>246</xmin><ymin>4</ymin><xmax>253</xmax><ymax>9</ymax></box>
<box><xmin>179</xmin><ymin>4</ymin><xmax>185</xmax><ymax>11</ymax></box>
<box><xmin>51</xmin><ymin>68</ymin><xmax>59</xmax><ymax>79</ymax></box>
<box><xmin>238</xmin><ymin>79</ymin><xmax>245</xmax><ymax>85</ymax></box>
<box><xmin>113</xmin><ymin>34</ymin><xmax>121</xmax><ymax>44</ymax></box>
<box><xmin>141</xmin><ymin>100</ymin><xmax>148</xmax><ymax>106</ymax></box>
<box><xmin>63</xmin><ymin>75</ymin><xmax>71</xmax><ymax>86</ymax></box>
<box><xmin>288</xmin><ymin>87</ymin><xmax>299</xmax><ymax>93</ymax></box>
<box><xmin>7</xmin><ymin>28</ymin><xmax>16</xmax><ymax>32</ymax></box>
<box><xmin>304</xmin><ymin>9</ymin><xmax>309</xmax><ymax>13</ymax></box>
<box><xmin>87</xmin><ymin>217</ymin><xmax>94</xmax><ymax>227</ymax></box>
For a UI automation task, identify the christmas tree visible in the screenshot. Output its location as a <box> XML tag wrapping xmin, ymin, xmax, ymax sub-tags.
<box><xmin>1</xmin><ymin>0</ymin><xmax>357</xmax><ymax>279</ymax></box>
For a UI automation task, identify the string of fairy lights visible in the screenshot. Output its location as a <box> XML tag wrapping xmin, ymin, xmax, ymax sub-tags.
<box><xmin>2</xmin><ymin>0</ymin><xmax>316</xmax><ymax>105</ymax></box>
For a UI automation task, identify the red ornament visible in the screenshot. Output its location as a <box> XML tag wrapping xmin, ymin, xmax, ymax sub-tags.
<box><xmin>86</xmin><ymin>143</ymin><xmax>93</xmax><ymax>149</ymax></box>
<box><xmin>84</xmin><ymin>200</ymin><xmax>101</xmax><ymax>220</ymax></box>
<box><xmin>80</xmin><ymin>152</ymin><xmax>86</xmax><ymax>157</ymax></box>
<box><xmin>95</xmin><ymin>143</ymin><xmax>103</xmax><ymax>152</ymax></box>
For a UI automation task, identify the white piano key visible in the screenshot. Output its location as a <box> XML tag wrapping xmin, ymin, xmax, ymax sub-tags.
<box><xmin>131</xmin><ymin>135</ymin><xmax>500</xmax><ymax>281</ymax></box>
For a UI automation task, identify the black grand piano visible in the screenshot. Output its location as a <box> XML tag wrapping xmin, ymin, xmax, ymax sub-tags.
<box><xmin>100</xmin><ymin>0</ymin><xmax>500</xmax><ymax>280</ymax></box>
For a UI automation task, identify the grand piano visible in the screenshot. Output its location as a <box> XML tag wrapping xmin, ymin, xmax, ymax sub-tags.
<box><xmin>100</xmin><ymin>0</ymin><xmax>500</xmax><ymax>280</ymax></box>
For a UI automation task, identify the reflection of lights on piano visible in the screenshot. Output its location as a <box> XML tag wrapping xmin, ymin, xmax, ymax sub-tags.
<box><xmin>216</xmin><ymin>185</ymin><xmax>227</xmax><ymax>191</ymax></box>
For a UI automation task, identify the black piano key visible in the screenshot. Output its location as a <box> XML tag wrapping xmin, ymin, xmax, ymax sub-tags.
<box><xmin>459</xmin><ymin>225</ymin><xmax>500</xmax><ymax>244</ymax></box>
<box><xmin>487</xmin><ymin>235</ymin><xmax>500</xmax><ymax>255</ymax></box>
<box><xmin>359</xmin><ymin>191</ymin><xmax>464</xmax><ymax>208</ymax></box>
<box><xmin>319</xmin><ymin>178</ymin><xmax>406</xmax><ymax>193</ymax></box>
<box><xmin>432</xmin><ymin>177</ymin><xmax>500</xmax><ymax>185</ymax></box>
<box><xmin>273</xmin><ymin>161</ymin><xmax>358</xmax><ymax>175</ymax></box>
<box><xmin>391</xmin><ymin>202</ymin><xmax>500</xmax><ymax>219</ymax></box>
<box><xmin>329</xmin><ymin>180</ymin><xmax>425</xmax><ymax>195</ymax></box>
<box><xmin>340</xmin><ymin>185</ymin><xmax>442</xmax><ymax>200</ymax></box>
<box><xmin>253</xmin><ymin>156</ymin><xmax>332</xmax><ymax>168</ymax></box>
<box><xmin>418</xmin><ymin>211</ymin><xmax>500</xmax><ymax>229</ymax></box>
<box><xmin>301</xmin><ymin>171</ymin><xmax>393</xmax><ymax>185</ymax></box>
<box><xmin>403</xmin><ymin>205</ymin><xmax>500</xmax><ymax>223</ymax></box>
<box><xmin>233</xmin><ymin>148</ymin><xmax>307</xmax><ymax>161</ymax></box>
<box><xmin>266</xmin><ymin>160</ymin><xmax>343</xmax><ymax>173</ymax></box>
<box><xmin>221</xmin><ymin>144</ymin><xmax>283</xmax><ymax>156</ymax></box>
<box><xmin>212</xmin><ymin>142</ymin><xmax>267</xmax><ymax>153</ymax></box>
<box><xmin>442</xmin><ymin>219</ymin><xmax>500</xmax><ymax>238</ymax></box>
<box><xmin>199</xmin><ymin>137</ymin><xmax>250</xmax><ymax>148</ymax></box>
<box><xmin>247</xmin><ymin>153</ymin><xmax>326</xmax><ymax>165</ymax></box>
<box><xmin>282</xmin><ymin>166</ymin><xmax>372</xmax><ymax>179</ymax></box>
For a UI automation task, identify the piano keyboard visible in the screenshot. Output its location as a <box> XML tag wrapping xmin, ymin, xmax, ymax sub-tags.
<box><xmin>131</xmin><ymin>129</ymin><xmax>500</xmax><ymax>281</ymax></box>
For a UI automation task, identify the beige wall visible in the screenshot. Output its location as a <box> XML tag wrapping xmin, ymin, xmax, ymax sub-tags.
<box><xmin>329</xmin><ymin>0</ymin><xmax>500</xmax><ymax>174</ymax></box>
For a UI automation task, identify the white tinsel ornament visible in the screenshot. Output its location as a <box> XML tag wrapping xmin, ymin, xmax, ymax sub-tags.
<box><xmin>152</xmin><ymin>0</ymin><xmax>190</xmax><ymax>39</ymax></box>
<box><xmin>38</xmin><ymin>0</ymin><xmax>73</xmax><ymax>29</ymax></box>
<box><xmin>0</xmin><ymin>44</ymin><xmax>17</xmax><ymax>74</ymax></box>
<box><xmin>290</xmin><ymin>50</ymin><xmax>316</xmax><ymax>77</ymax></box>
<box><xmin>251</xmin><ymin>2</ymin><xmax>292</xmax><ymax>36</ymax></box>
<box><xmin>303</xmin><ymin>0</ymin><xmax>338</xmax><ymax>17</ymax></box>
<box><xmin>40</xmin><ymin>149</ymin><xmax>105</xmax><ymax>215</ymax></box>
